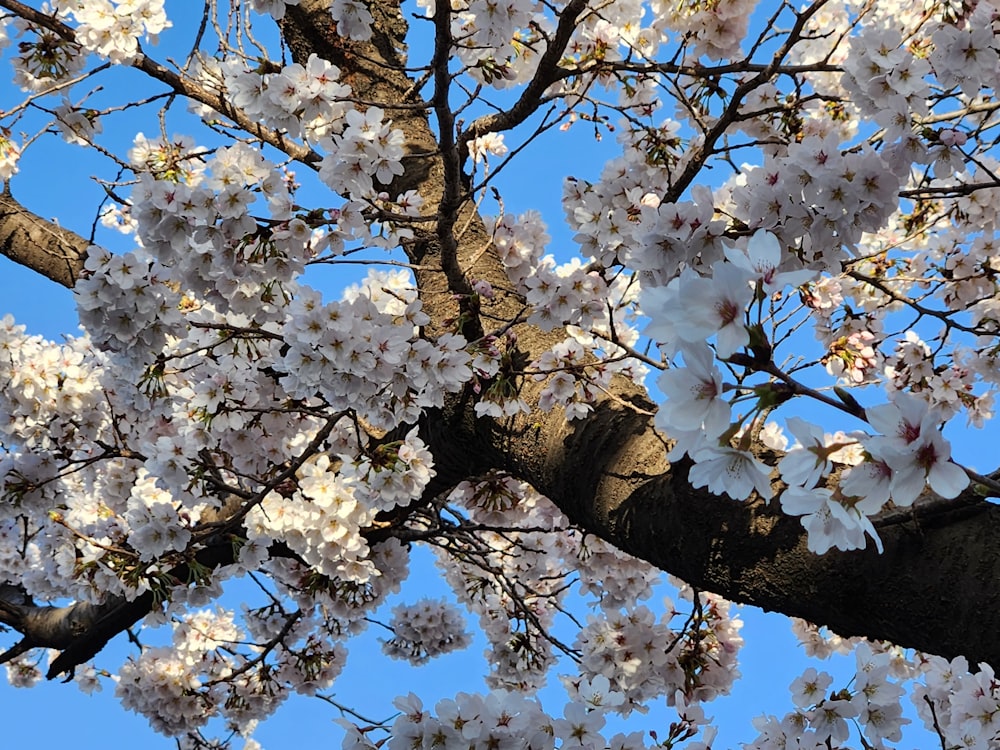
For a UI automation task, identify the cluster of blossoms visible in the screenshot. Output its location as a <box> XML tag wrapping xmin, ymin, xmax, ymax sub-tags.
<box><xmin>72</xmin><ymin>131</ymin><xmax>472</xmax><ymax>433</ymax></box>
<box><xmin>75</xmin><ymin>245</ymin><xmax>184</xmax><ymax>361</ymax></box>
<box><xmin>438</xmin><ymin>472</ymin><xmax>732</xmax><ymax>713</ymax></box>
<box><xmin>913</xmin><ymin>655</ymin><xmax>1000</xmax><ymax>749</ymax></box>
<box><xmin>74</xmin><ymin>137</ymin><xmax>303</xmax><ymax>365</ymax></box>
<box><xmin>0</xmin><ymin>319</ymin><xmax>152</xmax><ymax>606</ymax></box>
<box><xmin>9</xmin><ymin>14</ymin><xmax>86</xmax><ymax>92</ymax></box>
<box><xmin>116</xmin><ymin>609</ymin><xmax>244</xmax><ymax>736</ymax></box>
<box><xmin>272</xmin><ymin>537</ymin><xmax>412</xmax><ymax>628</ymax></box>
<box><xmin>0</xmin><ymin>314</ymin><xmax>107</xmax><ymax>453</ymax></box>
<box><xmin>246</xmin><ymin>477</ymin><xmax>377</xmax><ymax>584</ymax></box>
<box><xmin>742</xmin><ymin>625</ymin><xmax>1000</xmax><ymax>750</ymax></box>
<box><xmin>115</xmin><ymin>605</ymin><xmax>352</xmax><ymax>737</ymax></box>
<box><xmin>244</xmin><ymin>432</ymin><xmax>432</xmax><ymax>584</ymax></box>
<box><xmin>438</xmin><ymin>477</ymin><xmax>571</xmax><ymax>691</ymax></box>
<box><xmin>747</xmin><ymin>644</ymin><xmax>910</xmax><ymax>749</ymax></box>
<box><xmin>194</xmin><ymin>53</ymin><xmax>350</xmax><ymax>143</ymax></box>
<box><xmin>416</xmin><ymin>0</ymin><xmax>757</xmax><ymax>94</ymax></box>
<box><xmin>103</xmin><ymin>536</ymin><xmax>411</xmax><ymax>736</ymax></box>
<box><xmin>928</xmin><ymin>4</ymin><xmax>1000</xmax><ymax>99</ymax></box>
<box><xmin>574</xmin><ymin>593</ymin><xmax>743</xmax><ymax>713</ymax></box>
<box><xmin>340</xmin><ymin>429</ymin><xmax>435</xmax><ymax>512</ymax></box>
<box><xmin>572</xmin><ymin>536</ymin><xmax>660</xmax><ymax>611</ymax></box>
<box><xmin>637</xmin><ymin>225</ymin><xmax>978</xmax><ymax>555</ymax></box>
<box><xmin>562</xmin><ymin>123</ymin><xmax>715</xmax><ymax>276</ymax></box>
<box><xmin>729</xmin><ymin>139</ymin><xmax>902</xmax><ymax>262</ymax></box>
<box><xmin>776</xmin><ymin>419</ymin><xmax>873</xmax><ymax>554</ymax></box>
<box><xmin>347</xmin><ymin>687</ymin><xmax>715</xmax><ymax>750</ymax></box>
<box><xmin>279</xmin><ymin>287</ymin><xmax>472</xmax><ymax>430</ymax></box>
<box><xmin>439</xmin><ymin>475</ymin><xmax>664</xmax><ymax>692</ymax></box>
<box><xmin>492</xmin><ymin>212</ymin><xmax>613</xmax><ymax>331</ymax></box>
<box><xmin>841</xmin><ymin>26</ymin><xmax>932</xmax><ymax>130</ymax></box>
<box><xmin>412</xmin><ymin>0</ymin><xmax>552</xmax><ymax>87</ymax></box>
<box><xmin>123</xmin><ymin>471</ymin><xmax>195</xmax><ymax>561</ymax></box>
<box><xmin>562</xmin><ymin>0</ymin><xmax>663</xmax><ymax>70</ymax></box>
<box><xmin>773</xmin><ymin>391</ymin><xmax>970</xmax><ymax>555</ymax></box>
<box><xmin>60</xmin><ymin>0</ymin><xmax>169</xmax><ymax>63</ymax></box>
<box><xmin>317</xmin><ymin>107</ymin><xmax>406</xmax><ymax>199</ymax></box>
<box><xmin>382</xmin><ymin>599</ymin><xmax>472</xmax><ymax>665</ymax></box>
<box><xmin>656</xmin><ymin>0</ymin><xmax>754</xmax><ymax>59</ymax></box>
<box><xmin>192</xmin><ymin>53</ymin><xmax>409</xmax><ymax>203</ymax></box>
<box><xmin>532</xmin><ymin>338</ymin><xmax>609</xmax><ymax>420</ymax></box>
<box><xmin>640</xmin><ymin>232</ymin><xmax>812</xmax><ymax>488</ymax></box>
<box><xmin>489</xmin><ymin>211</ymin><xmax>645</xmax><ymax>417</ymax></box>
<box><xmin>10</xmin><ymin>0</ymin><xmax>167</xmax><ymax>90</ymax></box>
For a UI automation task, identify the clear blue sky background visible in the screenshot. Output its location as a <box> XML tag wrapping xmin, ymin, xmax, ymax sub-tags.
<box><xmin>1</xmin><ymin>3</ymin><xmax>993</xmax><ymax>748</ymax></box>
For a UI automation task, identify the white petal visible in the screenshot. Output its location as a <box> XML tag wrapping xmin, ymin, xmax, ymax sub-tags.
<box><xmin>927</xmin><ymin>460</ymin><xmax>969</xmax><ymax>499</ymax></box>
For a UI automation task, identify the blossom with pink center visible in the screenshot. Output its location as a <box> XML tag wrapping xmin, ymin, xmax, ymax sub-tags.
<box><xmin>724</xmin><ymin>230</ymin><xmax>816</xmax><ymax>296</ymax></box>
<box><xmin>654</xmin><ymin>342</ymin><xmax>730</xmax><ymax>437</ymax></box>
<box><xmin>864</xmin><ymin>393</ymin><xmax>969</xmax><ymax>505</ymax></box>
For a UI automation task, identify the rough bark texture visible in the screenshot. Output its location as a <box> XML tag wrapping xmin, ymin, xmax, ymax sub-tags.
<box><xmin>0</xmin><ymin>189</ymin><xmax>90</xmax><ymax>287</ymax></box>
<box><xmin>1</xmin><ymin>0</ymin><xmax>999</xmax><ymax>678</ymax></box>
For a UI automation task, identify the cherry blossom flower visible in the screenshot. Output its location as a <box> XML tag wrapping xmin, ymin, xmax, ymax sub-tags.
<box><xmin>468</xmin><ymin>133</ymin><xmax>509</xmax><ymax>164</ymax></box>
<box><xmin>689</xmin><ymin>445</ymin><xmax>773</xmax><ymax>501</ymax></box>
<box><xmin>808</xmin><ymin>695</ymin><xmax>858</xmax><ymax>743</ymax></box>
<box><xmin>654</xmin><ymin>342</ymin><xmax>730</xmax><ymax>437</ymax></box>
<box><xmin>679</xmin><ymin>262</ymin><xmax>755</xmax><ymax>358</ymax></box>
<box><xmin>790</xmin><ymin>667</ymin><xmax>833</xmax><ymax>708</ymax></box>
<box><xmin>780</xmin><ymin>486</ymin><xmax>882</xmax><ymax>554</ymax></box>
<box><xmin>839</xmin><ymin>456</ymin><xmax>892</xmax><ymax>512</ymax></box>
<box><xmin>555</xmin><ymin>700</ymin><xmax>607</xmax><ymax>750</ymax></box>
<box><xmin>576</xmin><ymin>674</ymin><xmax>626</xmax><ymax>711</ymax></box>
<box><xmin>778</xmin><ymin>417</ymin><xmax>841</xmax><ymax>489</ymax></box>
<box><xmin>865</xmin><ymin>393</ymin><xmax>969</xmax><ymax>505</ymax></box>
<box><xmin>724</xmin><ymin>230</ymin><xmax>816</xmax><ymax>296</ymax></box>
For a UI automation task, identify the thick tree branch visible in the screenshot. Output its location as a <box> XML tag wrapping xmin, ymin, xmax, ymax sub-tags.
<box><xmin>460</xmin><ymin>0</ymin><xmax>590</xmax><ymax>147</ymax></box>
<box><xmin>664</xmin><ymin>0</ymin><xmax>831</xmax><ymax>204</ymax></box>
<box><xmin>421</xmin><ymin>382</ymin><xmax>1000</xmax><ymax>667</ymax></box>
<box><xmin>0</xmin><ymin>188</ymin><xmax>90</xmax><ymax>287</ymax></box>
<box><xmin>0</xmin><ymin>543</ymin><xmax>231</xmax><ymax>679</ymax></box>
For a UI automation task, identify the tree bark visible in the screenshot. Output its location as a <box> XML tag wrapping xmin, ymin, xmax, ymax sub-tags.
<box><xmin>423</xmin><ymin>387</ymin><xmax>1000</xmax><ymax>666</ymax></box>
<box><xmin>0</xmin><ymin>0</ymin><xmax>998</xmax><ymax>678</ymax></box>
<box><xmin>0</xmin><ymin>189</ymin><xmax>90</xmax><ymax>288</ymax></box>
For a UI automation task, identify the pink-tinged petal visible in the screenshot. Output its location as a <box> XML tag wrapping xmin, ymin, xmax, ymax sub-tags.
<box><xmin>780</xmin><ymin>485</ymin><xmax>826</xmax><ymax>515</ymax></box>
<box><xmin>927</xmin><ymin>460</ymin><xmax>969</xmax><ymax>498</ymax></box>
<box><xmin>854</xmin><ymin>513</ymin><xmax>883</xmax><ymax>554</ymax></box>
<box><xmin>888</xmin><ymin>465</ymin><xmax>924</xmax><ymax>506</ymax></box>
<box><xmin>715</xmin><ymin>322</ymin><xmax>749</xmax><ymax>359</ymax></box>
<box><xmin>865</xmin><ymin>401</ymin><xmax>903</xmax><ymax>437</ymax></box>
<box><xmin>769</xmin><ymin>268</ymin><xmax>817</xmax><ymax>291</ymax></box>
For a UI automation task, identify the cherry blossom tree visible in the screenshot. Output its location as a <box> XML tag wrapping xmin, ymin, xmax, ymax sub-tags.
<box><xmin>2</xmin><ymin>0</ymin><xmax>1000</xmax><ymax>747</ymax></box>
